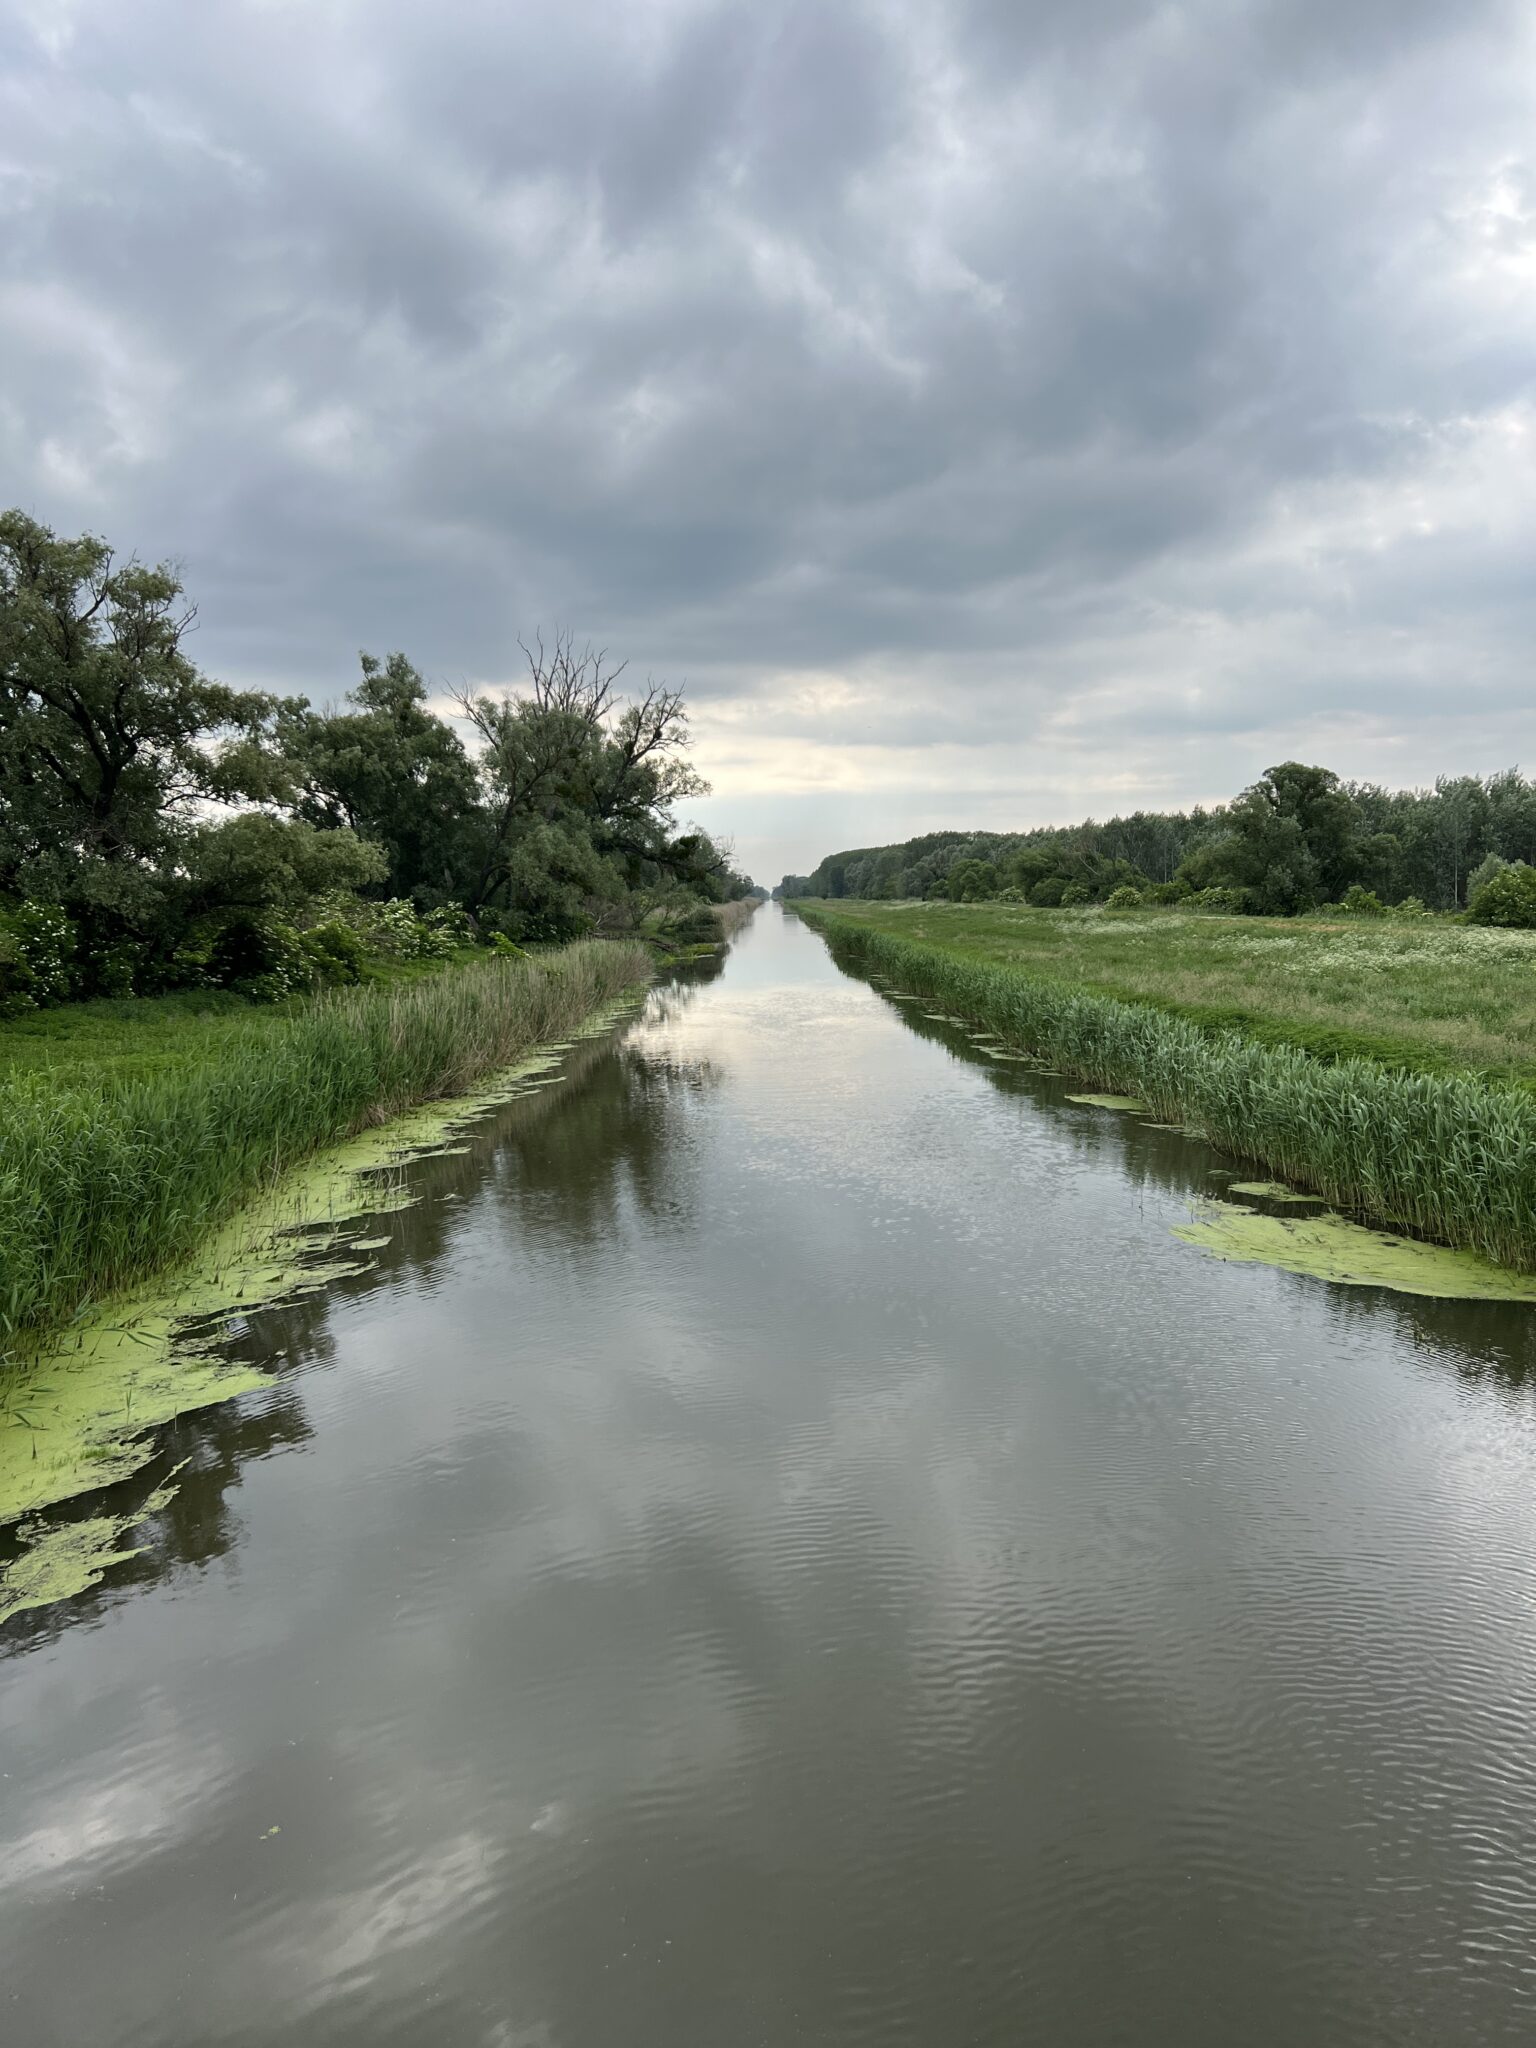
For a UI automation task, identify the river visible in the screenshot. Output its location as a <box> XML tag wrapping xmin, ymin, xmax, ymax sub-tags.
<box><xmin>4</xmin><ymin>905</ymin><xmax>1536</xmax><ymax>2045</ymax></box>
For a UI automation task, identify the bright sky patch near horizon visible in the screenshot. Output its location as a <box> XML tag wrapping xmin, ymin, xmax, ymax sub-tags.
<box><xmin>4</xmin><ymin>0</ymin><xmax>1535</xmax><ymax>885</ymax></box>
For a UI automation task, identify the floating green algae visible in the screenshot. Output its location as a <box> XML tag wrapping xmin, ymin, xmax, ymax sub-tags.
<box><xmin>1174</xmin><ymin>1201</ymin><xmax>1536</xmax><ymax>1303</ymax></box>
<box><xmin>0</xmin><ymin>1469</ymin><xmax>183</xmax><ymax>1624</ymax></box>
<box><xmin>0</xmin><ymin>1003</ymin><xmax>639</xmax><ymax>1568</ymax></box>
<box><xmin>1224</xmin><ymin>1180</ymin><xmax>1322</xmax><ymax>1204</ymax></box>
<box><xmin>1066</xmin><ymin>1093</ymin><xmax>1148</xmax><ymax>1112</ymax></box>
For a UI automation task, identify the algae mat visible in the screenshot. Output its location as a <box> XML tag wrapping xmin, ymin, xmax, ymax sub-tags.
<box><xmin>0</xmin><ymin>1002</ymin><xmax>638</xmax><ymax>1623</ymax></box>
<box><xmin>1175</xmin><ymin>1200</ymin><xmax>1536</xmax><ymax>1304</ymax></box>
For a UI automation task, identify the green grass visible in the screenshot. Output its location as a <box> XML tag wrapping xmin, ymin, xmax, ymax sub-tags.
<box><xmin>0</xmin><ymin>946</ymin><xmax>487</xmax><ymax>1085</ymax></box>
<box><xmin>0</xmin><ymin>941</ymin><xmax>650</xmax><ymax>1356</ymax></box>
<box><xmin>796</xmin><ymin>904</ymin><xmax>1536</xmax><ymax>1273</ymax></box>
<box><xmin>799</xmin><ymin>900</ymin><xmax>1536</xmax><ymax>1084</ymax></box>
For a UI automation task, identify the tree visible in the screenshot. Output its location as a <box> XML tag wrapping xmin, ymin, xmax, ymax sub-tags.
<box><xmin>0</xmin><ymin>511</ymin><xmax>282</xmax><ymax>947</ymax></box>
<box><xmin>278</xmin><ymin>651</ymin><xmax>480</xmax><ymax>906</ymax></box>
<box><xmin>181</xmin><ymin>815</ymin><xmax>388</xmax><ymax>917</ymax></box>
<box><xmin>452</xmin><ymin>633</ymin><xmax>716</xmax><ymax>934</ymax></box>
<box><xmin>945</xmin><ymin>857</ymin><xmax>998</xmax><ymax>901</ymax></box>
<box><xmin>1200</xmin><ymin>762</ymin><xmax>1357</xmax><ymax>914</ymax></box>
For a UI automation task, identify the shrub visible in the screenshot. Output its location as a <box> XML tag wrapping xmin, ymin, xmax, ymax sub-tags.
<box><xmin>423</xmin><ymin>904</ymin><xmax>477</xmax><ymax>948</ymax></box>
<box><xmin>301</xmin><ymin>918</ymin><xmax>368</xmax><ymax>985</ymax></box>
<box><xmin>0</xmin><ymin>904</ymin><xmax>76</xmax><ymax>1014</ymax></box>
<box><xmin>1394</xmin><ymin>896</ymin><xmax>1428</xmax><ymax>917</ymax></box>
<box><xmin>1467</xmin><ymin>852</ymin><xmax>1507</xmax><ymax>902</ymax></box>
<box><xmin>1028</xmin><ymin>877</ymin><xmax>1067</xmax><ymax>907</ymax></box>
<box><xmin>657</xmin><ymin>904</ymin><xmax>719</xmax><ymax>948</ymax></box>
<box><xmin>1144</xmin><ymin>881</ymin><xmax>1188</xmax><ymax>906</ymax></box>
<box><xmin>514</xmin><ymin>905</ymin><xmax>596</xmax><ymax>945</ymax></box>
<box><xmin>208</xmin><ymin>914</ymin><xmax>316</xmax><ymax>1002</ymax></box>
<box><xmin>1468</xmin><ymin>862</ymin><xmax>1536</xmax><ymax>929</ymax></box>
<box><xmin>1059</xmin><ymin>881</ymin><xmax>1094</xmax><ymax>907</ymax></box>
<box><xmin>1340</xmin><ymin>884</ymin><xmax>1386</xmax><ymax>916</ymax></box>
<box><xmin>1186</xmin><ymin>886</ymin><xmax>1247</xmax><ymax>914</ymax></box>
<box><xmin>1105</xmin><ymin>885</ymin><xmax>1143</xmax><ymax>910</ymax></box>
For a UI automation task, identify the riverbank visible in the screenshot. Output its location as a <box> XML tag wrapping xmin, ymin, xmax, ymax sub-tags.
<box><xmin>0</xmin><ymin>940</ymin><xmax>651</xmax><ymax>1357</ymax></box>
<box><xmin>792</xmin><ymin>899</ymin><xmax>1536</xmax><ymax>1083</ymax></box>
<box><xmin>796</xmin><ymin>904</ymin><xmax>1536</xmax><ymax>1272</ymax></box>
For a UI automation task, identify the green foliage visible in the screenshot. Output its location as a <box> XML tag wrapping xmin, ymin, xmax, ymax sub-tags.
<box><xmin>0</xmin><ymin>903</ymin><xmax>77</xmax><ymax>1015</ymax></box>
<box><xmin>0</xmin><ymin>942</ymin><xmax>650</xmax><ymax>1352</ymax></box>
<box><xmin>1060</xmin><ymin>881</ymin><xmax>1094</xmax><ymax>906</ymax></box>
<box><xmin>1339</xmin><ymin>884</ymin><xmax>1386</xmax><ymax>916</ymax></box>
<box><xmin>0</xmin><ymin>511</ymin><xmax>284</xmax><ymax>955</ymax></box>
<box><xmin>1105</xmin><ymin>885</ymin><xmax>1143</xmax><ymax>909</ymax></box>
<box><xmin>1029</xmin><ymin>876</ymin><xmax>1068</xmax><ymax>907</ymax></box>
<box><xmin>3</xmin><ymin>518</ymin><xmax>740</xmax><ymax>1002</ymax></box>
<box><xmin>277</xmin><ymin>651</ymin><xmax>481</xmax><ymax>905</ymax></box>
<box><xmin>792</xmin><ymin>760</ymin><xmax>1536</xmax><ymax>918</ymax></box>
<box><xmin>1188</xmin><ymin>762</ymin><xmax>1357</xmax><ymax>914</ymax></box>
<box><xmin>299</xmin><ymin>919</ymin><xmax>368</xmax><ymax>985</ymax></box>
<box><xmin>655</xmin><ymin>903</ymin><xmax>720</xmax><ymax>949</ymax></box>
<box><xmin>169</xmin><ymin>909</ymin><xmax>331</xmax><ymax>1002</ymax></box>
<box><xmin>945</xmin><ymin>857</ymin><xmax>998</xmax><ymax>902</ymax></box>
<box><xmin>343</xmin><ymin>896</ymin><xmax>459</xmax><ymax>961</ymax></box>
<box><xmin>1467</xmin><ymin>851</ymin><xmax>1507</xmax><ymax>901</ymax></box>
<box><xmin>803</xmin><ymin>909</ymin><xmax>1536</xmax><ymax>1272</ymax></box>
<box><xmin>1468</xmin><ymin>862</ymin><xmax>1536</xmax><ymax>928</ymax></box>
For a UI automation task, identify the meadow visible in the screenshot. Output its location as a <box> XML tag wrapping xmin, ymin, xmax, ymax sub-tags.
<box><xmin>800</xmin><ymin>900</ymin><xmax>1536</xmax><ymax>1083</ymax></box>
<box><xmin>0</xmin><ymin>941</ymin><xmax>650</xmax><ymax>1356</ymax></box>
<box><xmin>796</xmin><ymin>903</ymin><xmax>1536</xmax><ymax>1272</ymax></box>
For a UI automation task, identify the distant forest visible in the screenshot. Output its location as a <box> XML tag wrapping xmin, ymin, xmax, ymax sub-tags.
<box><xmin>778</xmin><ymin>762</ymin><xmax>1536</xmax><ymax>919</ymax></box>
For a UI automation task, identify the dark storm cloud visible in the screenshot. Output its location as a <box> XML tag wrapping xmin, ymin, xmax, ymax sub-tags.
<box><xmin>3</xmin><ymin>0</ymin><xmax>1534</xmax><ymax>876</ymax></box>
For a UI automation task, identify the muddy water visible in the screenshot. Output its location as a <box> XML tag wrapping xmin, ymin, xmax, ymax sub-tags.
<box><xmin>4</xmin><ymin>906</ymin><xmax>1536</xmax><ymax>2046</ymax></box>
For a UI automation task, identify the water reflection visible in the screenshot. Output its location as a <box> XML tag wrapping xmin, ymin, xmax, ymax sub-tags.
<box><xmin>828</xmin><ymin>932</ymin><xmax>1536</xmax><ymax>1387</ymax></box>
<box><xmin>4</xmin><ymin>907</ymin><xmax>1536</xmax><ymax>2047</ymax></box>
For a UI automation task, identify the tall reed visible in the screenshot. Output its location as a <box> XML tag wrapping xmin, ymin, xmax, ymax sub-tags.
<box><xmin>0</xmin><ymin>941</ymin><xmax>650</xmax><ymax>1353</ymax></box>
<box><xmin>804</xmin><ymin>910</ymin><xmax>1536</xmax><ymax>1271</ymax></box>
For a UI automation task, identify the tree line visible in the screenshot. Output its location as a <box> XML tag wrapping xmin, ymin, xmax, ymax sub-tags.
<box><xmin>0</xmin><ymin>510</ymin><xmax>752</xmax><ymax>1011</ymax></box>
<box><xmin>779</xmin><ymin>760</ymin><xmax>1536</xmax><ymax>925</ymax></box>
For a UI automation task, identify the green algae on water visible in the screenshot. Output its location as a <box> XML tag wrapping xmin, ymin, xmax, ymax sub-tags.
<box><xmin>0</xmin><ymin>1005</ymin><xmax>638</xmax><ymax>1559</ymax></box>
<box><xmin>0</xmin><ymin>1470</ymin><xmax>184</xmax><ymax>1624</ymax></box>
<box><xmin>1066</xmin><ymin>1093</ymin><xmax>1148</xmax><ymax>1112</ymax></box>
<box><xmin>1224</xmin><ymin>1180</ymin><xmax>1323</xmax><ymax>1204</ymax></box>
<box><xmin>1174</xmin><ymin>1201</ymin><xmax>1536</xmax><ymax>1303</ymax></box>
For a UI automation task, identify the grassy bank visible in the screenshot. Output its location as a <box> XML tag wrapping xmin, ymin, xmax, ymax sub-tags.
<box><xmin>800</xmin><ymin>900</ymin><xmax>1536</xmax><ymax>1083</ymax></box>
<box><xmin>0</xmin><ymin>940</ymin><xmax>650</xmax><ymax>1355</ymax></box>
<box><xmin>797</xmin><ymin>905</ymin><xmax>1536</xmax><ymax>1272</ymax></box>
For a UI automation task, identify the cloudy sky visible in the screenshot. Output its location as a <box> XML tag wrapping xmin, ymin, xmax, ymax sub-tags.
<box><xmin>4</xmin><ymin>0</ymin><xmax>1535</xmax><ymax>883</ymax></box>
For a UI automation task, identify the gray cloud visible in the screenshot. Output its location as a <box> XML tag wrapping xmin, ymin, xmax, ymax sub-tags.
<box><xmin>3</xmin><ymin>0</ymin><xmax>1534</xmax><ymax>879</ymax></box>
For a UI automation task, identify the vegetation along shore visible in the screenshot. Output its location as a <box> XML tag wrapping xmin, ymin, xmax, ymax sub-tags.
<box><xmin>0</xmin><ymin>940</ymin><xmax>651</xmax><ymax>1359</ymax></box>
<box><xmin>0</xmin><ymin>507</ymin><xmax>763</xmax><ymax>1358</ymax></box>
<box><xmin>795</xmin><ymin>902</ymin><xmax>1536</xmax><ymax>1274</ymax></box>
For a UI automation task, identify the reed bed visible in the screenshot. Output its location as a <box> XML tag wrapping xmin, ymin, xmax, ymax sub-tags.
<box><xmin>804</xmin><ymin>910</ymin><xmax>1536</xmax><ymax>1272</ymax></box>
<box><xmin>0</xmin><ymin>941</ymin><xmax>650</xmax><ymax>1353</ymax></box>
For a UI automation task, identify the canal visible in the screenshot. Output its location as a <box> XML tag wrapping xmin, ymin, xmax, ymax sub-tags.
<box><xmin>4</xmin><ymin>904</ymin><xmax>1536</xmax><ymax>2044</ymax></box>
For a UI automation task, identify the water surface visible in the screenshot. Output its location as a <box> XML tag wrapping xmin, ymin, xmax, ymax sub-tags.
<box><xmin>5</xmin><ymin>907</ymin><xmax>1536</xmax><ymax>2045</ymax></box>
